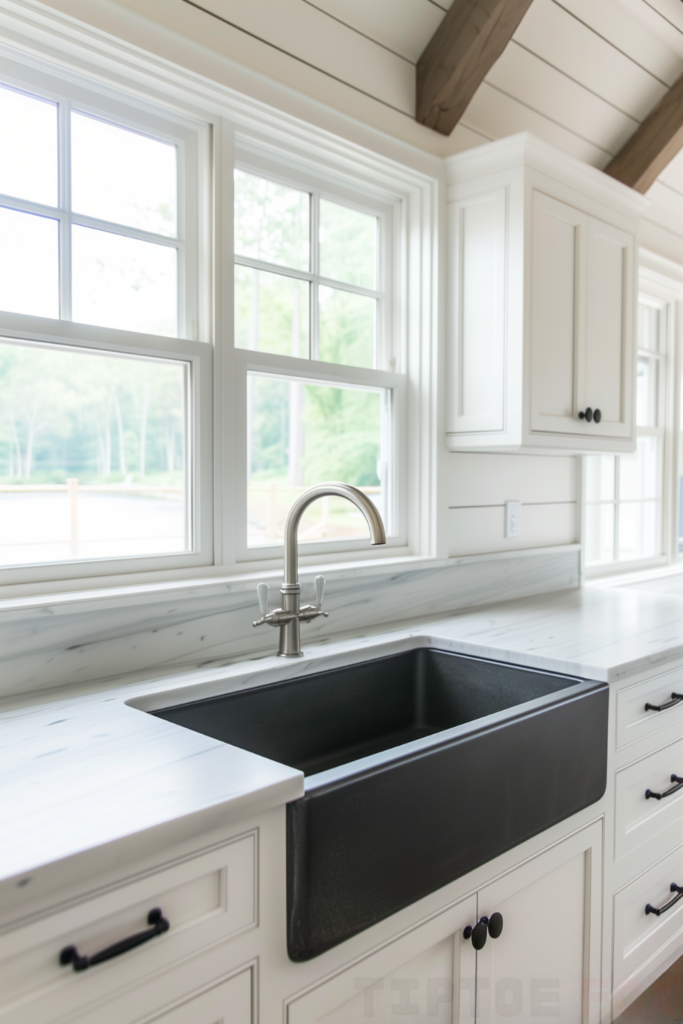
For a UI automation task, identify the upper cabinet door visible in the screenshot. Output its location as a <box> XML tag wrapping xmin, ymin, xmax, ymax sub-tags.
<box><xmin>529</xmin><ymin>191</ymin><xmax>586</xmax><ymax>436</ymax></box>
<box><xmin>583</xmin><ymin>217</ymin><xmax>634</xmax><ymax>439</ymax></box>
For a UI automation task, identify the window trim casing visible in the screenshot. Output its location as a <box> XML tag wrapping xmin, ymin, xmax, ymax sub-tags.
<box><xmin>0</xmin><ymin>2</ymin><xmax>440</xmax><ymax>597</ymax></box>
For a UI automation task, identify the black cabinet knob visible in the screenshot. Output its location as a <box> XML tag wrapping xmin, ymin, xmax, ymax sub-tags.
<box><xmin>488</xmin><ymin>911</ymin><xmax>504</xmax><ymax>939</ymax></box>
<box><xmin>464</xmin><ymin>913</ymin><xmax>503</xmax><ymax>949</ymax></box>
<box><xmin>578</xmin><ymin>407</ymin><xmax>601</xmax><ymax>423</ymax></box>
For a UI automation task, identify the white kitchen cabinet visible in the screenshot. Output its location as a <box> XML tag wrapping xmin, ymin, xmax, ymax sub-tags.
<box><xmin>446</xmin><ymin>132</ymin><xmax>647</xmax><ymax>453</ymax></box>
<box><xmin>476</xmin><ymin>822</ymin><xmax>602</xmax><ymax>1023</ymax></box>
<box><xmin>287</xmin><ymin>895</ymin><xmax>478</xmax><ymax>1023</ymax></box>
<box><xmin>0</xmin><ymin>832</ymin><xmax>256</xmax><ymax>1024</ymax></box>
<box><xmin>135</xmin><ymin>969</ymin><xmax>252</xmax><ymax>1024</ymax></box>
<box><xmin>288</xmin><ymin>821</ymin><xmax>602</xmax><ymax>1024</ymax></box>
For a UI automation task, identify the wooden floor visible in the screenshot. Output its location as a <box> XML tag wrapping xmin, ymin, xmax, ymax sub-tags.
<box><xmin>615</xmin><ymin>955</ymin><xmax>683</xmax><ymax>1022</ymax></box>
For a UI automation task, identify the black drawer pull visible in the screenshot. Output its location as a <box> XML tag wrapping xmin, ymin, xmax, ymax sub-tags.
<box><xmin>645</xmin><ymin>693</ymin><xmax>683</xmax><ymax>713</ymax></box>
<box><xmin>646</xmin><ymin>775</ymin><xmax>683</xmax><ymax>801</ymax></box>
<box><xmin>60</xmin><ymin>908</ymin><xmax>169</xmax><ymax>972</ymax></box>
<box><xmin>646</xmin><ymin>884</ymin><xmax>683</xmax><ymax>917</ymax></box>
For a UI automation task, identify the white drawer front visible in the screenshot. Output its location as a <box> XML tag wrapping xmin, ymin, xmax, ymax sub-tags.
<box><xmin>85</xmin><ymin>966</ymin><xmax>253</xmax><ymax>1024</ymax></box>
<box><xmin>615</xmin><ymin>737</ymin><xmax>683</xmax><ymax>863</ymax></box>
<box><xmin>613</xmin><ymin>845</ymin><xmax>683</xmax><ymax>1014</ymax></box>
<box><xmin>616</xmin><ymin>668</ymin><xmax>683</xmax><ymax>751</ymax></box>
<box><xmin>151</xmin><ymin>969</ymin><xmax>252</xmax><ymax>1024</ymax></box>
<box><xmin>0</xmin><ymin>832</ymin><xmax>256</xmax><ymax>1024</ymax></box>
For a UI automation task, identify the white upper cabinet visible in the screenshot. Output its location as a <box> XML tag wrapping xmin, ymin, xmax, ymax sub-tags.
<box><xmin>446</xmin><ymin>133</ymin><xmax>648</xmax><ymax>453</ymax></box>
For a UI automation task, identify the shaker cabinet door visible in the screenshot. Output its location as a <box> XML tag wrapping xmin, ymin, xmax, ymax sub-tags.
<box><xmin>475</xmin><ymin>823</ymin><xmax>602</xmax><ymax>1024</ymax></box>
<box><xmin>529</xmin><ymin>191</ymin><xmax>586</xmax><ymax>437</ymax></box>
<box><xmin>528</xmin><ymin>192</ymin><xmax>635</xmax><ymax>446</ymax></box>
<box><xmin>583</xmin><ymin>217</ymin><xmax>634</xmax><ymax>440</ymax></box>
<box><xmin>288</xmin><ymin>896</ymin><xmax>478</xmax><ymax>1024</ymax></box>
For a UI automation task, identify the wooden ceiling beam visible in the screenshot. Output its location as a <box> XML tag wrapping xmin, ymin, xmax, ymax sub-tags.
<box><xmin>604</xmin><ymin>71</ymin><xmax>683</xmax><ymax>193</ymax></box>
<box><xmin>416</xmin><ymin>0</ymin><xmax>535</xmax><ymax>136</ymax></box>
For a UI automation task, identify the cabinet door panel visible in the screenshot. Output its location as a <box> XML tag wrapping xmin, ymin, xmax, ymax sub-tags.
<box><xmin>584</xmin><ymin>218</ymin><xmax>634</xmax><ymax>439</ymax></box>
<box><xmin>288</xmin><ymin>895</ymin><xmax>477</xmax><ymax>1024</ymax></box>
<box><xmin>475</xmin><ymin>823</ymin><xmax>601</xmax><ymax>1024</ymax></box>
<box><xmin>448</xmin><ymin>191</ymin><xmax>507</xmax><ymax>435</ymax></box>
<box><xmin>529</xmin><ymin>192</ymin><xmax>586</xmax><ymax>436</ymax></box>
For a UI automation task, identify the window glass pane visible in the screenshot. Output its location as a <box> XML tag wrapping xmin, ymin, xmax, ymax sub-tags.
<box><xmin>636</xmin><ymin>357</ymin><xmax>658</xmax><ymax>428</ymax></box>
<box><xmin>619</xmin><ymin>436</ymin><xmax>660</xmax><ymax>502</ymax></box>
<box><xmin>585</xmin><ymin>503</ymin><xmax>615</xmax><ymax>565</ymax></box>
<box><xmin>0</xmin><ymin>339</ymin><xmax>188</xmax><ymax>566</ymax></box>
<box><xmin>0</xmin><ymin>85</ymin><xmax>57</xmax><ymax>207</ymax></box>
<box><xmin>319</xmin><ymin>199</ymin><xmax>376</xmax><ymax>289</ymax></box>
<box><xmin>318</xmin><ymin>286</ymin><xmax>374</xmax><ymax>368</ymax></box>
<box><xmin>247</xmin><ymin>374</ymin><xmax>385</xmax><ymax>546</ymax></box>
<box><xmin>71</xmin><ymin>113</ymin><xmax>177</xmax><ymax>237</ymax></box>
<box><xmin>72</xmin><ymin>226</ymin><xmax>177</xmax><ymax>336</ymax></box>
<box><xmin>0</xmin><ymin>207</ymin><xmax>59</xmax><ymax>318</ymax></box>
<box><xmin>235</xmin><ymin>265</ymin><xmax>308</xmax><ymax>357</ymax></box>
<box><xmin>618</xmin><ymin>501</ymin><xmax>660</xmax><ymax>561</ymax></box>
<box><xmin>234</xmin><ymin>170</ymin><xmax>309</xmax><ymax>271</ymax></box>
<box><xmin>585</xmin><ymin>455</ymin><xmax>615</xmax><ymax>502</ymax></box>
<box><xmin>638</xmin><ymin>302</ymin><xmax>660</xmax><ymax>353</ymax></box>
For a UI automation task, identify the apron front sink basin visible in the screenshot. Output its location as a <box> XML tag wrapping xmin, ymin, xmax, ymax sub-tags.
<box><xmin>152</xmin><ymin>647</ymin><xmax>608</xmax><ymax>960</ymax></box>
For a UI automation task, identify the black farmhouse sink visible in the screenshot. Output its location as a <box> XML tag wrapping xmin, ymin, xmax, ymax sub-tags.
<box><xmin>152</xmin><ymin>647</ymin><xmax>608</xmax><ymax>960</ymax></box>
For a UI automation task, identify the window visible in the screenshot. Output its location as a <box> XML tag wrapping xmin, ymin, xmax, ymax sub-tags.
<box><xmin>0</xmin><ymin>30</ymin><xmax>432</xmax><ymax>593</ymax></box>
<box><xmin>232</xmin><ymin>160</ymin><xmax>403</xmax><ymax>557</ymax></box>
<box><xmin>0</xmin><ymin>54</ymin><xmax>210</xmax><ymax>585</ymax></box>
<box><xmin>585</xmin><ymin>287</ymin><xmax>673</xmax><ymax>573</ymax></box>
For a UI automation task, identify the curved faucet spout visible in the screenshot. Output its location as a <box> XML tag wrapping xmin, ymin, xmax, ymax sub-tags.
<box><xmin>283</xmin><ymin>482</ymin><xmax>386</xmax><ymax>585</ymax></box>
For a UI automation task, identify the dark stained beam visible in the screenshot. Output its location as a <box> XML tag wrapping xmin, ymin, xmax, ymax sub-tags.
<box><xmin>416</xmin><ymin>0</ymin><xmax>535</xmax><ymax>136</ymax></box>
<box><xmin>604</xmin><ymin>71</ymin><xmax>683</xmax><ymax>193</ymax></box>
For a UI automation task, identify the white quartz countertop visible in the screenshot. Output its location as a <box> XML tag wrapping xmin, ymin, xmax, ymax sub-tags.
<box><xmin>4</xmin><ymin>583</ymin><xmax>683</xmax><ymax>913</ymax></box>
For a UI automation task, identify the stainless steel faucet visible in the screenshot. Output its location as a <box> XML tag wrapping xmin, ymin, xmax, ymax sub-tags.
<box><xmin>253</xmin><ymin>482</ymin><xmax>387</xmax><ymax>657</ymax></box>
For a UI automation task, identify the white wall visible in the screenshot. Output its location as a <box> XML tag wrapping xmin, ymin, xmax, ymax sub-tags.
<box><xmin>446</xmin><ymin>453</ymin><xmax>578</xmax><ymax>557</ymax></box>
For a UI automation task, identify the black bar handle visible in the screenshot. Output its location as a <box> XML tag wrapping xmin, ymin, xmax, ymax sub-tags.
<box><xmin>645</xmin><ymin>693</ymin><xmax>683</xmax><ymax>713</ymax></box>
<box><xmin>646</xmin><ymin>775</ymin><xmax>683</xmax><ymax>801</ymax></box>
<box><xmin>646</xmin><ymin>884</ymin><xmax>683</xmax><ymax>917</ymax></box>
<box><xmin>60</xmin><ymin>908</ymin><xmax>170</xmax><ymax>972</ymax></box>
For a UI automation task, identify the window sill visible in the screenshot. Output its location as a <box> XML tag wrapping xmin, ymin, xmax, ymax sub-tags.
<box><xmin>586</xmin><ymin>559</ymin><xmax>683</xmax><ymax>588</ymax></box>
<box><xmin>0</xmin><ymin>544</ymin><xmax>580</xmax><ymax>613</ymax></box>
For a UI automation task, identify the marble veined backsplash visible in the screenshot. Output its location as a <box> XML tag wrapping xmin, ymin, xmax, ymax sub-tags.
<box><xmin>0</xmin><ymin>547</ymin><xmax>579</xmax><ymax>701</ymax></box>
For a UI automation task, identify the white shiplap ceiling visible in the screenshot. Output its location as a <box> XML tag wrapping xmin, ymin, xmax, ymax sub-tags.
<box><xmin>180</xmin><ymin>0</ymin><xmax>683</xmax><ymax>257</ymax></box>
<box><xmin>310</xmin><ymin>0</ymin><xmax>683</xmax><ymax>258</ymax></box>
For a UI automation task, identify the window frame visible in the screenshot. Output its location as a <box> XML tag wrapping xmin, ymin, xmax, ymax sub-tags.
<box><xmin>0</xmin><ymin>49</ymin><xmax>215</xmax><ymax>587</ymax></box>
<box><xmin>225</xmin><ymin>137</ymin><xmax>410</xmax><ymax>568</ymax></box>
<box><xmin>583</xmin><ymin>266</ymin><xmax>679</xmax><ymax>579</ymax></box>
<box><xmin>0</xmin><ymin>17</ymin><xmax>440</xmax><ymax>598</ymax></box>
